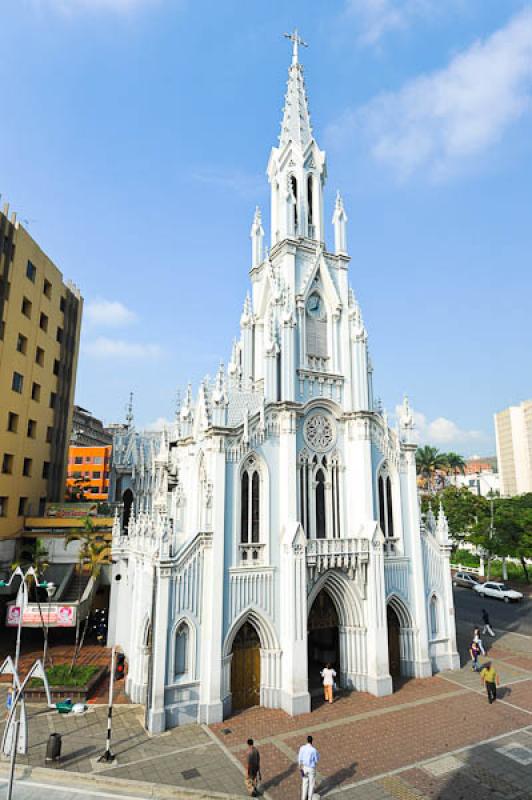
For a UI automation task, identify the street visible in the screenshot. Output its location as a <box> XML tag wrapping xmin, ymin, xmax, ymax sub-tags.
<box><xmin>0</xmin><ymin>778</ymin><xmax>145</xmax><ymax>800</ymax></box>
<box><xmin>453</xmin><ymin>585</ymin><xmax>532</xmax><ymax>636</ymax></box>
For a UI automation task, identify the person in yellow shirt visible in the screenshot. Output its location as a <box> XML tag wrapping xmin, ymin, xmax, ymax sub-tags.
<box><xmin>480</xmin><ymin>662</ymin><xmax>500</xmax><ymax>704</ymax></box>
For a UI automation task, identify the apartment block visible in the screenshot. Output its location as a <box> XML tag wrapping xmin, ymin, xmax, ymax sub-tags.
<box><xmin>66</xmin><ymin>445</ymin><xmax>112</xmax><ymax>501</ymax></box>
<box><xmin>0</xmin><ymin>203</ymin><xmax>82</xmax><ymax>540</ymax></box>
<box><xmin>494</xmin><ymin>400</ymin><xmax>532</xmax><ymax>496</ymax></box>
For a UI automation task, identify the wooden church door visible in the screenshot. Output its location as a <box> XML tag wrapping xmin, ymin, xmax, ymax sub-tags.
<box><xmin>231</xmin><ymin>622</ymin><xmax>261</xmax><ymax>710</ymax></box>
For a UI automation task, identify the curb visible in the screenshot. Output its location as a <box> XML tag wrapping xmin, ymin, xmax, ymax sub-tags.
<box><xmin>0</xmin><ymin>762</ymin><xmax>246</xmax><ymax>799</ymax></box>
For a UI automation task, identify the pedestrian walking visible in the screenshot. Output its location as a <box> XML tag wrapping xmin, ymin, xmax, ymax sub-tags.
<box><xmin>298</xmin><ymin>735</ymin><xmax>320</xmax><ymax>800</ymax></box>
<box><xmin>482</xmin><ymin>609</ymin><xmax>495</xmax><ymax>637</ymax></box>
<box><xmin>320</xmin><ymin>662</ymin><xmax>336</xmax><ymax>704</ymax></box>
<box><xmin>469</xmin><ymin>640</ymin><xmax>482</xmax><ymax>671</ymax></box>
<box><xmin>473</xmin><ymin>628</ymin><xmax>485</xmax><ymax>655</ymax></box>
<box><xmin>480</xmin><ymin>662</ymin><xmax>500</xmax><ymax>704</ymax></box>
<box><xmin>245</xmin><ymin>738</ymin><xmax>261</xmax><ymax>797</ymax></box>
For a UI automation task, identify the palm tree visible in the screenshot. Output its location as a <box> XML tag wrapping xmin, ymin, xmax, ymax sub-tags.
<box><xmin>65</xmin><ymin>517</ymin><xmax>111</xmax><ymax>671</ymax></box>
<box><xmin>12</xmin><ymin>538</ymin><xmax>52</xmax><ymax>666</ymax></box>
<box><xmin>445</xmin><ymin>452</ymin><xmax>467</xmax><ymax>485</ymax></box>
<box><xmin>415</xmin><ymin>445</ymin><xmax>447</xmax><ymax>492</ymax></box>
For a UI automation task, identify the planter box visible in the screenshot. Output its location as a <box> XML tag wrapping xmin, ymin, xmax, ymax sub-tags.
<box><xmin>24</xmin><ymin>666</ymin><xmax>108</xmax><ymax>702</ymax></box>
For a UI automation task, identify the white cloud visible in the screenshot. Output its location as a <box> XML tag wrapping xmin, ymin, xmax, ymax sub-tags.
<box><xmin>85</xmin><ymin>299</ymin><xmax>137</xmax><ymax>328</ymax></box>
<box><xmin>145</xmin><ymin>416</ymin><xmax>173</xmax><ymax>431</ymax></box>
<box><xmin>395</xmin><ymin>405</ymin><xmax>486</xmax><ymax>447</ymax></box>
<box><xmin>331</xmin><ymin>7</ymin><xmax>532</xmax><ymax>179</ymax></box>
<box><xmin>345</xmin><ymin>0</ymin><xmax>433</xmax><ymax>46</ymax></box>
<box><xmin>83</xmin><ymin>336</ymin><xmax>162</xmax><ymax>359</ymax></box>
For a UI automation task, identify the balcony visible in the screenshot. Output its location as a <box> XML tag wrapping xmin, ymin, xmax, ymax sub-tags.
<box><xmin>306</xmin><ymin>537</ymin><xmax>369</xmax><ymax>579</ymax></box>
<box><xmin>383</xmin><ymin>537</ymin><xmax>400</xmax><ymax>556</ymax></box>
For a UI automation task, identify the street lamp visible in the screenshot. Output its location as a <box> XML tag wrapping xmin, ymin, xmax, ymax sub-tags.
<box><xmin>0</xmin><ymin>567</ymin><xmax>52</xmax><ymax>678</ymax></box>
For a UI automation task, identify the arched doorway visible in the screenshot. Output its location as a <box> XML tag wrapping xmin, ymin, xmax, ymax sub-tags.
<box><xmin>307</xmin><ymin>590</ymin><xmax>339</xmax><ymax>691</ymax></box>
<box><xmin>387</xmin><ymin>605</ymin><xmax>401</xmax><ymax>679</ymax></box>
<box><xmin>231</xmin><ymin>622</ymin><xmax>260</xmax><ymax>710</ymax></box>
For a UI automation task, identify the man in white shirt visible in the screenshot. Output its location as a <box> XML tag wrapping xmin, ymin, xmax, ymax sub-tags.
<box><xmin>320</xmin><ymin>663</ymin><xmax>336</xmax><ymax>703</ymax></box>
<box><xmin>298</xmin><ymin>735</ymin><xmax>320</xmax><ymax>800</ymax></box>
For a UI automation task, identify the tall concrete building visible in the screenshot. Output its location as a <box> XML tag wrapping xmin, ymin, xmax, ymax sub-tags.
<box><xmin>71</xmin><ymin>405</ymin><xmax>113</xmax><ymax>446</ymax></box>
<box><xmin>0</xmin><ymin>202</ymin><xmax>82</xmax><ymax>550</ymax></box>
<box><xmin>494</xmin><ymin>400</ymin><xmax>532</xmax><ymax>496</ymax></box>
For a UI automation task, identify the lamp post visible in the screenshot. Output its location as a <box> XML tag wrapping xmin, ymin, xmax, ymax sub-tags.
<box><xmin>473</xmin><ymin>473</ymin><xmax>496</xmax><ymax>580</ymax></box>
<box><xmin>0</xmin><ymin>567</ymin><xmax>52</xmax><ymax>679</ymax></box>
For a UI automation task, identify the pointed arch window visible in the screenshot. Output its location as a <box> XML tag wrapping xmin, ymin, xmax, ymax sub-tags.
<box><xmin>429</xmin><ymin>596</ymin><xmax>439</xmax><ymax>638</ymax></box>
<box><xmin>378</xmin><ymin>466</ymin><xmax>394</xmax><ymax>539</ymax></box>
<box><xmin>307</xmin><ymin>174</ymin><xmax>314</xmax><ymax>238</ymax></box>
<box><xmin>298</xmin><ymin>448</ymin><xmax>341</xmax><ymax>540</ymax></box>
<box><xmin>240</xmin><ymin>456</ymin><xmax>264</xmax><ymax>563</ymax></box>
<box><xmin>290</xmin><ymin>175</ymin><xmax>298</xmax><ymax>234</ymax></box>
<box><xmin>306</xmin><ymin>291</ymin><xmax>328</xmax><ymax>362</ymax></box>
<box><xmin>174</xmin><ymin>622</ymin><xmax>189</xmax><ymax>678</ymax></box>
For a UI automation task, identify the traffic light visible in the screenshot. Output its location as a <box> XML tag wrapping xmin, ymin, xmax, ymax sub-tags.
<box><xmin>114</xmin><ymin>652</ymin><xmax>126</xmax><ymax>681</ymax></box>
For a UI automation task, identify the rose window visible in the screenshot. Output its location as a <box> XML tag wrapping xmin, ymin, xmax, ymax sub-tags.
<box><xmin>304</xmin><ymin>414</ymin><xmax>336</xmax><ymax>452</ymax></box>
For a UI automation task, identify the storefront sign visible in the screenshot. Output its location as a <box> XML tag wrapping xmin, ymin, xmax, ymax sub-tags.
<box><xmin>6</xmin><ymin>603</ymin><xmax>76</xmax><ymax>628</ymax></box>
<box><xmin>45</xmin><ymin>502</ymin><xmax>98</xmax><ymax>518</ymax></box>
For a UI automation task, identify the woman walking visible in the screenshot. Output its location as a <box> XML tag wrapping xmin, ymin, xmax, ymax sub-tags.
<box><xmin>320</xmin><ymin>663</ymin><xmax>336</xmax><ymax>704</ymax></box>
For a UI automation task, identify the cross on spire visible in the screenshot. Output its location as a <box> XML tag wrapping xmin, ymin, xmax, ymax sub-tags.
<box><xmin>284</xmin><ymin>28</ymin><xmax>308</xmax><ymax>65</ymax></box>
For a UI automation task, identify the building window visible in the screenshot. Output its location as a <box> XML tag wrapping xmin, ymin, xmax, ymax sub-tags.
<box><xmin>27</xmin><ymin>419</ymin><xmax>37</xmax><ymax>438</ymax></box>
<box><xmin>94</xmin><ymin>457</ymin><xmax>103</xmax><ymax>464</ymax></box>
<box><xmin>307</xmin><ymin>174</ymin><xmax>314</xmax><ymax>236</ymax></box>
<box><xmin>53</xmin><ymin>359</ymin><xmax>60</xmax><ymax>376</ymax></box>
<box><xmin>18</xmin><ymin>497</ymin><xmax>27</xmax><ymax>516</ymax></box>
<box><xmin>39</xmin><ymin>312</ymin><xmax>48</xmax><ymax>332</ymax></box>
<box><xmin>240</xmin><ymin>462</ymin><xmax>261</xmax><ymax>544</ymax></box>
<box><xmin>174</xmin><ymin>623</ymin><xmax>189</xmax><ymax>678</ymax></box>
<box><xmin>60</xmin><ymin>296</ymin><xmax>65</xmax><ymax>313</ymax></box>
<box><xmin>12</xmin><ymin>372</ymin><xmax>24</xmax><ymax>393</ymax></box>
<box><xmin>56</xmin><ymin>326</ymin><xmax>63</xmax><ymax>343</ymax></box>
<box><xmin>35</xmin><ymin>346</ymin><xmax>44</xmax><ymax>366</ymax></box>
<box><xmin>2</xmin><ymin>453</ymin><xmax>14</xmax><ymax>474</ymax></box>
<box><xmin>39</xmin><ymin>497</ymin><xmax>46</xmax><ymax>515</ymax></box>
<box><xmin>23</xmin><ymin>457</ymin><xmax>32</xmax><ymax>477</ymax></box>
<box><xmin>290</xmin><ymin>174</ymin><xmax>298</xmax><ymax>233</ymax></box>
<box><xmin>378</xmin><ymin>467</ymin><xmax>394</xmax><ymax>538</ymax></box>
<box><xmin>93</xmin><ymin>471</ymin><xmax>101</xmax><ymax>479</ymax></box>
<box><xmin>90</xmin><ymin>487</ymin><xmax>99</xmax><ymax>494</ymax></box>
<box><xmin>298</xmin><ymin>449</ymin><xmax>341</xmax><ymax>540</ymax></box>
<box><xmin>31</xmin><ymin>382</ymin><xmax>41</xmax><ymax>402</ymax></box>
<box><xmin>16</xmin><ymin>333</ymin><xmax>27</xmax><ymax>354</ymax></box>
<box><xmin>26</xmin><ymin>261</ymin><xmax>36</xmax><ymax>282</ymax></box>
<box><xmin>7</xmin><ymin>412</ymin><xmax>19</xmax><ymax>433</ymax></box>
<box><xmin>21</xmin><ymin>297</ymin><xmax>32</xmax><ymax>318</ymax></box>
<box><xmin>85</xmin><ymin>456</ymin><xmax>91</xmax><ymax>463</ymax></box>
<box><xmin>74</xmin><ymin>456</ymin><xmax>83</xmax><ymax>465</ymax></box>
<box><xmin>43</xmin><ymin>279</ymin><xmax>52</xmax><ymax>298</ymax></box>
<box><xmin>0</xmin><ymin>497</ymin><xmax>8</xmax><ymax>517</ymax></box>
<box><xmin>46</xmin><ymin>426</ymin><xmax>53</xmax><ymax>443</ymax></box>
<box><xmin>49</xmin><ymin>392</ymin><xmax>56</xmax><ymax>409</ymax></box>
<box><xmin>42</xmin><ymin>461</ymin><xmax>50</xmax><ymax>479</ymax></box>
<box><xmin>0</xmin><ymin>321</ymin><xmax>4</xmax><ymax>340</ymax></box>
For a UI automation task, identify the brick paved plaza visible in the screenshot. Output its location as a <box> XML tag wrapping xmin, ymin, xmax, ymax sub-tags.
<box><xmin>1</xmin><ymin>617</ymin><xmax>532</xmax><ymax>799</ymax></box>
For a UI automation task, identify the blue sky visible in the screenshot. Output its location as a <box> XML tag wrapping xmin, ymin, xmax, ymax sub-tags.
<box><xmin>2</xmin><ymin>0</ymin><xmax>531</xmax><ymax>455</ymax></box>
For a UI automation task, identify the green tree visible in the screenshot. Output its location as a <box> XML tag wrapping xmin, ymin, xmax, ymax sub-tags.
<box><xmin>65</xmin><ymin>517</ymin><xmax>111</xmax><ymax>670</ymax></box>
<box><xmin>444</xmin><ymin>452</ymin><xmax>467</xmax><ymax>483</ymax></box>
<box><xmin>416</xmin><ymin>446</ymin><xmax>447</xmax><ymax>492</ymax></box>
<box><xmin>421</xmin><ymin>487</ymin><xmax>489</xmax><ymax>543</ymax></box>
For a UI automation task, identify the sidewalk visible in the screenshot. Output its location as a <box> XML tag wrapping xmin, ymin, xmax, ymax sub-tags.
<box><xmin>1</xmin><ymin>621</ymin><xmax>531</xmax><ymax>799</ymax></box>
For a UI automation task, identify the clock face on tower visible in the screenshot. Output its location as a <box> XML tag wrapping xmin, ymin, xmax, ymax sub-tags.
<box><xmin>306</xmin><ymin>292</ymin><xmax>324</xmax><ymax>319</ymax></box>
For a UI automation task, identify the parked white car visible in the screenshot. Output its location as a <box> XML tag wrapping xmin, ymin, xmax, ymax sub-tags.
<box><xmin>473</xmin><ymin>581</ymin><xmax>523</xmax><ymax>603</ymax></box>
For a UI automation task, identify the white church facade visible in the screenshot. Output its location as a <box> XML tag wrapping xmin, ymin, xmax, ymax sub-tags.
<box><xmin>108</xmin><ymin>35</ymin><xmax>460</xmax><ymax>733</ymax></box>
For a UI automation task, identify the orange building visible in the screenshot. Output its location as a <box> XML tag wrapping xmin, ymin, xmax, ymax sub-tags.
<box><xmin>66</xmin><ymin>445</ymin><xmax>112</xmax><ymax>502</ymax></box>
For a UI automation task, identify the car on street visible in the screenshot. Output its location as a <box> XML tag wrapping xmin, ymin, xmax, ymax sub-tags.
<box><xmin>473</xmin><ymin>581</ymin><xmax>523</xmax><ymax>603</ymax></box>
<box><xmin>453</xmin><ymin>571</ymin><xmax>480</xmax><ymax>589</ymax></box>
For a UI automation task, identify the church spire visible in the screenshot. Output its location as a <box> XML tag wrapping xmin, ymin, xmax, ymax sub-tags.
<box><xmin>280</xmin><ymin>29</ymin><xmax>312</xmax><ymax>152</ymax></box>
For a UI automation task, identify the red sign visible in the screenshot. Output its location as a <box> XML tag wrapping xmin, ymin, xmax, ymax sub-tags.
<box><xmin>6</xmin><ymin>604</ymin><xmax>77</xmax><ymax>628</ymax></box>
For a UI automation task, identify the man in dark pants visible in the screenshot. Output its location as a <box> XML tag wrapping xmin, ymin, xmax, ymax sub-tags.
<box><xmin>480</xmin><ymin>662</ymin><xmax>500</xmax><ymax>704</ymax></box>
<box><xmin>245</xmin><ymin>738</ymin><xmax>261</xmax><ymax>796</ymax></box>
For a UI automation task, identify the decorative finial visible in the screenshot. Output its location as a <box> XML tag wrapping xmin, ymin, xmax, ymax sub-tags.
<box><xmin>125</xmin><ymin>392</ymin><xmax>134</xmax><ymax>429</ymax></box>
<box><xmin>284</xmin><ymin>28</ymin><xmax>308</xmax><ymax>66</ymax></box>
